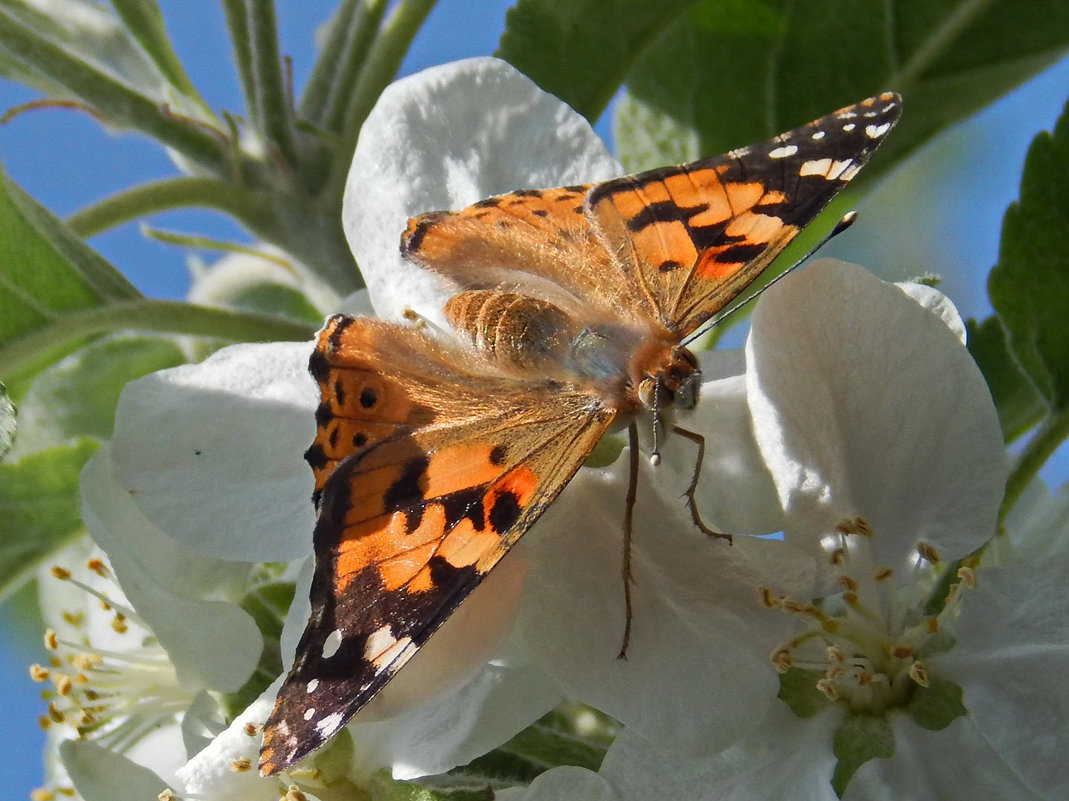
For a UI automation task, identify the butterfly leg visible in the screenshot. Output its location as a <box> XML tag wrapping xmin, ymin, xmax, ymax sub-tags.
<box><xmin>672</xmin><ymin>425</ymin><xmax>732</xmax><ymax>543</ymax></box>
<box><xmin>618</xmin><ymin>422</ymin><xmax>641</xmax><ymax>659</ymax></box>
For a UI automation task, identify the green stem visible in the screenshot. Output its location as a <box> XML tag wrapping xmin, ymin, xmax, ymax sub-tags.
<box><xmin>0</xmin><ymin>301</ymin><xmax>316</xmax><ymax>377</ymax></box>
<box><xmin>246</xmin><ymin>0</ymin><xmax>298</xmax><ymax>165</ymax></box>
<box><xmin>299</xmin><ymin>0</ymin><xmax>360</xmax><ymax>124</ymax></box>
<box><xmin>109</xmin><ymin>0</ymin><xmax>205</xmax><ymax>105</ymax></box>
<box><xmin>0</xmin><ymin>10</ymin><xmax>230</xmax><ymax>175</ymax></box>
<box><xmin>339</xmin><ymin>0</ymin><xmax>437</xmax><ymax>151</ymax></box>
<box><xmin>1000</xmin><ymin>407</ymin><xmax>1069</xmax><ymax>522</ymax></box>
<box><xmin>66</xmin><ymin>177</ymin><xmax>272</xmax><ymax>237</ymax></box>
<box><xmin>222</xmin><ymin>0</ymin><xmax>258</xmax><ymax>122</ymax></box>
<box><xmin>322</xmin><ymin>0</ymin><xmax>389</xmax><ymax>134</ymax></box>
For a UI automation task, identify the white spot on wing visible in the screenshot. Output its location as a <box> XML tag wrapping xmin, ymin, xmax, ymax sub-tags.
<box><xmin>322</xmin><ymin>629</ymin><xmax>343</xmax><ymax>659</ymax></box>
<box><xmin>798</xmin><ymin>158</ymin><xmax>856</xmax><ymax>180</ymax></box>
<box><xmin>827</xmin><ymin>159</ymin><xmax>855</xmax><ymax>180</ymax></box>
<box><xmin>866</xmin><ymin>122</ymin><xmax>891</xmax><ymax>139</ymax></box>
<box><xmin>843</xmin><ymin>123</ymin><xmax>856</xmax><ymax>133</ymax></box>
<box><xmin>303</xmin><ymin>707</ymin><xmax>316</xmax><ymax>721</ymax></box>
<box><xmin>839</xmin><ymin>163</ymin><xmax>861</xmax><ymax>181</ymax></box>
<box><xmin>364</xmin><ymin>624</ymin><xmax>414</xmax><ymax>670</ymax></box>
<box><xmin>306</xmin><ymin>678</ymin><xmax>319</xmax><ymax>693</ymax></box>
<box><xmin>316</xmin><ymin>711</ymin><xmax>345</xmax><ymax>737</ymax></box>
<box><xmin>799</xmin><ymin>158</ymin><xmax>832</xmax><ymax>177</ymax></box>
<box><xmin>837</xmin><ymin>111</ymin><xmax>858</xmax><ymax>119</ymax></box>
<box><xmin>811</xmin><ymin>130</ymin><xmax>826</xmax><ymax>140</ymax></box>
<box><xmin>769</xmin><ymin>144</ymin><xmax>799</xmax><ymax>159</ymax></box>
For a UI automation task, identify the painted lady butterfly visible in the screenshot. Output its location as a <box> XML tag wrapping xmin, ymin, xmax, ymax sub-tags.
<box><xmin>260</xmin><ymin>93</ymin><xmax>902</xmax><ymax>774</ymax></box>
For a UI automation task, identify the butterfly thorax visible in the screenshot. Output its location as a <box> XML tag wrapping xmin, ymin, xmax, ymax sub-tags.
<box><xmin>444</xmin><ymin>288</ymin><xmax>698</xmax><ymax>415</ymax></box>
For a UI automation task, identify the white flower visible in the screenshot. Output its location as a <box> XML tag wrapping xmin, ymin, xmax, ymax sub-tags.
<box><xmin>31</xmin><ymin>518</ymin><xmax>257</xmax><ymax>799</ymax></box>
<box><xmin>523</xmin><ymin>260</ymin><xmax>1039</xmax><ymax>801</ymax></box>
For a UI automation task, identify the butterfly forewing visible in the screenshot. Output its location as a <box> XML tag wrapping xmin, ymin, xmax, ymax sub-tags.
<box><xmin>260</xmin><ymin>315</ymin><xmax>615</xmax><ymax>774</ymax></box>
<box><xmin>587</xmin><ymin>93</ymin><xmax>902</xmax><ymax>334</ymax></box>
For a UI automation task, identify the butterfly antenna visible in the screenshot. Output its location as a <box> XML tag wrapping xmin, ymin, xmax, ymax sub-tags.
<box><xmin>682</xmin><ymin>211</ymin><xmax>858</xmax><ymax>346</ymax></box>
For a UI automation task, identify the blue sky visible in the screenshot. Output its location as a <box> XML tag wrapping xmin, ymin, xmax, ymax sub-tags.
<box><xmin>0</xmin><ymin>2</ymin><xmax>1067</xmax><ymax>795</ymax></box>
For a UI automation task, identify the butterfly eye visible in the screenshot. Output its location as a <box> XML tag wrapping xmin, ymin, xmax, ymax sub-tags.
<box><xmin>676</xmin><ymin>370</ymin><xmax>702</xmax><ymax>410</ymax></box>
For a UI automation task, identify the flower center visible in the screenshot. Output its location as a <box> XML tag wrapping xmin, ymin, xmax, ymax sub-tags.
<box><xmin>30</xmin><ymin>559</ymin><xmax>192</xmax><ymax>749</ymax></box>
<box><xmin>761</xmin><ymin>517</ymin><xmax>973</xmax><ymax>715</ymax></box>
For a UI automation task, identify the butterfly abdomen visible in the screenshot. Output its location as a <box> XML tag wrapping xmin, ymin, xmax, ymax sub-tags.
<box><xmin>444</xmin><ymin>290</ymin><xmax>575</xmax><ymax>371</ymax></box>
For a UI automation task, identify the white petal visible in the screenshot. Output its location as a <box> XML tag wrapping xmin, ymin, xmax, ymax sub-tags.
<box><xmin>996</xmin><ymin>479</ymin><xmax>1069</xmax><ymax>563</ymax></box>
<box><xmin>746</xmin><ymin>260</ymin><xmax>1005</xmax><ymax>565</ymax></box>
<box><xmin>600</xmin><ymin>705</ymin><xmax>841</xmax><ymax>801</ymax></box>
<box><xmin>934</xmin><ymin>556</ymin><xmax>1069</xmax><ymax>799</ymax></box>
<box><xmin>497</xmin><ymin>766</ymin><xmax>620</xmax><ymax>801</ymax></box>
<box><xmin>845</xmin><ymin>715</ymin><xmax>1042</xmax><ymax>800</ymax></box>
<box><xmin>60</xmin><ymin>739</ymin><xmax>172</xmax><ymax>801</ymax></box>
<box><xmin>895</xmin><ymin>281</ymin><xmax>967</xmax><ymax>344</ymax></box>
<box><xmin>349</xmin><ymin>655</ymin><xmax>560</xmax><ymax>781</ymax></box>
<box><xmin>658</xmin><ymin>348</ymin><xmax>784</xmax><ymax>534</ymax></box>
<box><xmin>177</xmin><ymin>688</ymin><xmax>281</xmax><ymax>800</ymax></box>
<box><xmin>519</xmin><ymin>455</ymin><xmax>816</xmax><ymax>754</ymax></box>
<box><xmin>109</xmin><ymin>341</ymin><xmax>317</xmax><ymax>562</ymax></box>
<box><xmin>344</xmin><ymin>56</ymin><xmax>622</xmax><ymax>323</ymax></box>
<box><xmin>82</xmin><ymin>446</ymin><xmax>263</xmax><ymax>692</ymax></box>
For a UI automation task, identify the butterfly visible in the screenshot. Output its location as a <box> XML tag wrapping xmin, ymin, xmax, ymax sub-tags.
<box><xmin>259</xmin><ymin>92</ymin><xmax>902</xmax><ymax>775</ymax></box>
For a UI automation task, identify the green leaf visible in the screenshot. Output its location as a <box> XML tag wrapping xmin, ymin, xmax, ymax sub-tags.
<box><xmin>11</xmin><ymin>336</ymin><xmax>185</xmax><ymax>455</ymax></box>
<box><xmin>0</xmin><ymin>299</ymin><xmax>316</xmax><ymax>389</ymax></box>
<box><xmin>496</xmin><ymin>0</ymin><xmax>700</xmax><ymax>121</ymax></box>
<box><xmin>906</xmin><ymin>677</ymin><xmax>967</xmax><ymax>731</ymax></box>
<box><xmin>0</xmin><ymin>439</ymin><xmax>98</xmax><ymax>603</ymax></box>
<box><xmin>988</xmin><ymin>95</ymin><xmax>1069</xmax><ymax>409</ymax></box>
<box><xmin>0</xmin><ymin>0</ymin><xmax>166</xmax><ymax>99</ymax></box>
<box><xmin>617</xmin><ymin>0</ymin><xmax>1069</xmax><ymax>171</ymax></box>
<box><xmin>0</xmin><ymin>165</ymin><xmax>140</xmax><ymax>397</ymax></box>
<box><xmin>966</xmin><ymin>316</ymin><xmax>1047</xmax><ymax>442</ymax></box>
<box><xmin>831</xmin><ymin>713</ymin><xmax>895</xmax><ymax>797</ymax></box>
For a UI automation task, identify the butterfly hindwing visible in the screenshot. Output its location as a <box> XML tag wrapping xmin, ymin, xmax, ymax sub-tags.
<box><xmin>260</xmin><ymin>315</ymin><xmax>615</xmax><ymax>774</ymax></box>
<box><xmin>401</xmin><ymin>185</ymin><xmax>647</xmax><ymax>317</ymax></box>
<box><xmin>587</xmin><ymin>93</ymin><xmax>903</xmax><ymax>333</ymax></box>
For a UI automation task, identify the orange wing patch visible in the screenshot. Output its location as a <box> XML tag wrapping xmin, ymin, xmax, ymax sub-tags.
<box><xmin>589</xmin><ymin>93</ymin><xmax>902</xmax><ymax>334</ymax></box>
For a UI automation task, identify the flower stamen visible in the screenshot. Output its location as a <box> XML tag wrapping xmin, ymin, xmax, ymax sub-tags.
<box><xmin>32</xmin><ymin>559</ymin><xmax>193</xmax><ymax>753</ymax></box>
<box><xmin>768</xmin><ymin>519</ymin><xmax>972</xmax><ymax>715</ymax></box>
